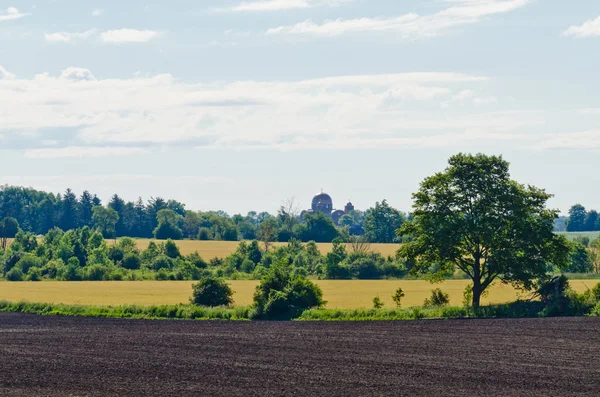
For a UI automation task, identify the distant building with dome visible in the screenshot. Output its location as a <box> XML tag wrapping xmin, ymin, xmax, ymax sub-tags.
<box><xmin>301</xmin><ymin>191</ymin><xmax>355</xmax><ymax>225</ymax></box>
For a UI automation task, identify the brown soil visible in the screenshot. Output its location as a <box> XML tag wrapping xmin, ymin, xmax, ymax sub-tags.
<box><xmin>0</xmin><ymin>313</ymin><xmax>599</xmax><ymax>396</ymax></box>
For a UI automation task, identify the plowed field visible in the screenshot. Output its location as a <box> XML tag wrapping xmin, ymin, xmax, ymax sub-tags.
<box><xmin>0</xmin><ymin>313</ymin><xmax>599</xmax><ymax>396</ymax></box>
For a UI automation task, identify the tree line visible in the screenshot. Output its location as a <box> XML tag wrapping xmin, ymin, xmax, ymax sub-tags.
<box><xmin>0</xmin><ymin>185</ymin><xmax>406</xmax><ymax>243</ymax></box>
<box><xmin>563</xmin><ymin>204</ymin><xmax>600</xmax><ymax>232</ymax></box>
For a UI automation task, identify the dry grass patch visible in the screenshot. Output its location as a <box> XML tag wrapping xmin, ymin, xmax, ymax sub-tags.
<box><xmin>0</xmin><ymin>280</ymin><xmax>598</xmax><ymax>309</ymax></box>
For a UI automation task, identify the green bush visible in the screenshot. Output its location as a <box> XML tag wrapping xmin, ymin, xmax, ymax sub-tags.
<box><xmin>84</xmin><ymin>265</ymin><xmax>110</xmax><ymax>281</ymax></box>
<box><xmin>151</xmin><ymin>255</ymin><xmax>172</xmax><ymax>271</ymax></box>
<box><xmin>15</xmin><ymin>254</ymin><xmax>42</xmax><ymax>274</ymax></box>
<box><xmin>190</xmin><ymin>276</ymin><xmax>234</xmax><ymax>307</ymax></box>
<box><xmin>58</xmin><ymin>263</ymin><xmax>83</xmax><ymax>281</ymax></box>
<box><xmin>122</xmin><ymin>253</ymin><xmax>142</xmax><ymax>270</ymax></box>
<box><xmin>156</xmin><ymin>268</ymin><xmax>169</xmax><ymax>280</ymax></box>
<box><xmin>252</xmin><ymin>260</ymin><xmax>325</xmax><ymax>320</ymax></box>
<box><xmin>424</xmin><ymin>288</ymin><xmax>450</xmax><ymax>307</ymax></box>
<box><xmin>27</xmin><ymin>267</ymin><xmax>42</xmax><ymax>281</ymax></box>
<box><xmin>197</xmin><ymin>228</ymin><xmax>211</xmax><ymax>240</ymax></box>
<box><xmin>164</xmin><ymin>239</ymin><xmax>181</xmax><ymax>259</ymax></box>
<box><xmin>6</xmin><ymin>267</ymin><xmax>24</xmax><ymax>281</ymax></box>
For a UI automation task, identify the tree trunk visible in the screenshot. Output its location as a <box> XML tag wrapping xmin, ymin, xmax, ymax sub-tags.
<box><xmin>472</xmin><ymin>282</ymin><xmax>482</xmax><ymax>308</ymax></box>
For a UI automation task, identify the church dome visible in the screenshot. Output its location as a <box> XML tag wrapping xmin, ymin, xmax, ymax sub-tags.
<box><xmin>312</xmin><ymin>192</ymin><xmax>333</xmax><ymax>213</ymax></box>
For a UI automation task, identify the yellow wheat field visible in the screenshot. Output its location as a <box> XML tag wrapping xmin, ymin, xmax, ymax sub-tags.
<box><xmin>106</xmin><ymin>239</ymin><xmax>402</xmax><ymax>259</ymax></box>
<box><xmin>0</xmin><ymin>279</ymin><xmax>598</xmax><ymax>309</ymax></box>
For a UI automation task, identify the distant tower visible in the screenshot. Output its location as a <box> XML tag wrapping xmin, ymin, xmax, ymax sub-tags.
<box><xmin>344</xmin><ymin>201</ymin><xmax>355</xmax><ymax>214</ymax></box>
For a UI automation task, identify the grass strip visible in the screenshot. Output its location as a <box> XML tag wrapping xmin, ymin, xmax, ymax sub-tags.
<box><xmin>0</xmin><ymin>300</ymin><xmax>251</xmax><ymax>320</ymax></box>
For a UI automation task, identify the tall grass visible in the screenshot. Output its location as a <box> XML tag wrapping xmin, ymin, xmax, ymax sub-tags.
<box><xmin>0</xmin><ymin>301</ymin><xmax>251</xmax><ymax>320</ymax></box>
<box><xmin>298</xmin><ymin>301</ymin><xmax>547</xmax><ymax>321</ymax></box>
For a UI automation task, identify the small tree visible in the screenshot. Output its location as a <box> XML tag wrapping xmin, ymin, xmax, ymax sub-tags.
<box><xmin>423</xmin><ymin>288</ymin><xmax>450</xmax><ymax>307</ymax></box>
<box><xmin>190</xmin><ymin>276</ymin><xmax>234</xmax><ymax>307</ymax></box>
<box><xmin>252</xmin><ymin>260</ymin><xmax>325</xmax><ymax>320</ymax></box>
<box><xmin>92</xmin><ymin>206</ymin><xmax>119</xmax><ymax>239</ymax></box>
<box><xmin>392</xmin><ymin>287</ymin><xmax>405</xmax><ymax>307</ymax></box>
<box><xmin>154</xmin><ymin>210</ymin><xmax>183</xmax><ymax>240</ymax></box>
<box><xmin>0</xmin><ymin>217</ymin><xmax>19</xmax><ymax>250</ymax></box>
<box><xmin>372</xmin><ymin>295</ymin><xmax>384</xmax><ymax>309</ymax></box>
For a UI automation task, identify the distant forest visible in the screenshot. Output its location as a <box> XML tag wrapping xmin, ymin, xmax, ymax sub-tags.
<box><xmin>556</xmin><ymin>204</ymin><xmax>600</xmax><ymax>232</ymax></box>
<box><xmin>0</xmin><ymin>185</ymin><xmax>406</xmax><ymax>244</ymax></box>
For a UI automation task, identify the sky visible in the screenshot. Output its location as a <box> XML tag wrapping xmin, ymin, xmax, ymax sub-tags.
<box><xmin>1</xmin><ymin>0</ymin><xmax>600</xmax><ymax>215</ymax></box>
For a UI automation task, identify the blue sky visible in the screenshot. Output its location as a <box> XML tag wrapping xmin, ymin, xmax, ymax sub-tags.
<box><xmin>1</xmin><ymin>0</ymin><xmax>600</xmax><ymax>215</ymax></box>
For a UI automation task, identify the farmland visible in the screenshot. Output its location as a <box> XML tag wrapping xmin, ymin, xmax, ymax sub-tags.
<box><xmin>1</xmin><ymin>279</ymin><xmax>598</xmax><ymax>308</ymax></box>
<box><xmin>106</xmin><ymin>239</ymin><xmax>403</xmax><ymax>259</ymax></box>
<box><xmin>1</xmin><ymin>313</ymin><xmax>599</xmax><ymax>396</ymax></box>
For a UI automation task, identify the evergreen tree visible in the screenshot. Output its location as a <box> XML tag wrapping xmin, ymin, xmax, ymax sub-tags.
<box><xmin>59</xmin><ymin>189</ymin><xmax>79</xmax><ymax>231</ymax></box>
<box><xmin>78</xmin><ymin>191</ymin><xmax>94</xmax><ymax>227</ymax></box>
<box><xmin>108</xmin><ymin>194</ymin><xmax>126</xmax><ymax>237</ymax></box>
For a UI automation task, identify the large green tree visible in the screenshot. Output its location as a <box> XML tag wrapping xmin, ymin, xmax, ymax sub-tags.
<box><xmin>566</xmin><ymin>204</ymin><xmax>587</xmax><ymax>232</ymax></box>
<box><xmin>363</xmin><ymin>200</ymin><xmax>405</xmax><ymax>243</ymax></box>
<box><xmin>398</xmin><ymin>153</ymin><xmax>570</xmax><ymax>307</ymax></box>
<box><xmin>0</xmin><ymin>217</ymin><xmax>20</xmax><ymax>250</ymax></box>
<box><xmin>92</xmin><ymin>206</ymin><xmax>119</xmax><ymax>239</ymax></box>
<box><xmin>153</xmin><ymin>209</ymin><xmax>183</xmax><ymax>240</ymax></box>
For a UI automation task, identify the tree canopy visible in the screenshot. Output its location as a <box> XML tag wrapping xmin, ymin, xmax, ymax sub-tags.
<box><xmin>398</xmin><ymin>153</ymin><xmax>571</xmax><ymax>307</ymax></box>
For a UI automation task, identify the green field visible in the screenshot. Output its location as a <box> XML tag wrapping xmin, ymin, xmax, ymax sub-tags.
<box><xmin>1</xmin><ymin>279</ymin><xmax>598</xmax><ymax>309</ymax></box>
<box><xmin>556</xmin><ymin>231</ymin><xmax>600</xmax><ymax>241</ymax></box>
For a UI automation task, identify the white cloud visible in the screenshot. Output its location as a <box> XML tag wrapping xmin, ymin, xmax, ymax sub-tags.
<box><xmin>100</xmin><ymin>29</ymin><xmax>162</xmax><ymax>43</ymax></box>
<box><xmin>59</xmin><ymin>67</ymin><xmax>96</xmax><ymax>82</ymax></box>
<box><xmin>0</xmin><ymin>65</ymin><xmax>15</xmax><ymax>80</ymax></box>
<box><xmin>0</xmin><ymin>6</ymin><xmax>29</xmax><ymax>22</ymax></box>
<box><xmin>45</xmin><ymin>29</ymin><xmax>97</xmax><ymax>43</ymax></box>
<box><xmin>92</xmin><ymin>9</ymin><xmax>103</xmax><ymax>17</ymax></box>
<box><xmin>536</xmin><ymin>130</ymin><xmax>600</xmax><ymax>150</ymax></box>
<box><xmin>473</xmin><ymin>96</ymin><xmax>497</xmax><ymax>105</ymax></box>
<box><xmin>563</xmin><ymin>16</ymin><xmax>600</xmax><ymax>38</ymax></box>
<box><xmin>24</xmin><ymin>147</ymin><xmax>149</xmax><ymax>159</ymax></box>
<box><xmin>266</xmin><ymin>0</ymin><xmax>531</xmax><ymax>37</ymax></box>
<box><xmin>216</xmin><ymin>0</ymin><xmax>350</xmax><ymax>12</ymax></box>
<box><xmin>0</xmin><ymin>67</ymin><xmax>556</xmax><ymax>156</ymax></box>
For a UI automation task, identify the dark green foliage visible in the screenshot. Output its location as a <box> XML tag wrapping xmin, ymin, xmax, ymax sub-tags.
<box><xmin>295</xmin><ymin>212</ymin><xmax>339</xmax><ymax>243</ymax></box>
<box><xmin>6</xmin><ymin>267</ymin><xmax>24</xmax><ymax>281</ymax></box>
<box><xmin>2</xmin><ymin>251</ymin><xmax>25</xmax><ymax>275</ymax></box>
<box><xmin>197</xmin><ymin>228</ymin><xmax>211</xmax><ymax>240</ymax></box>
<box><xmin>567</xmin><ymin>242</ymin><xmax>594</xmax><ymax>273</ymax></box>
<box><xmin>27</xmin><ymin>267</ymin><xmax>42</xmax><ymax>281</ymax></box>
<box><xmin>535</xmin><ymin>275</ymin><xmax>594</xmax><ymax>317</ymax></box>
<box><xmin>423</xmin><ymin>288</ymin><xmax>450</xmax><ymax>307</ymax></box>
<box><xmin>566</xmin><ymin>204</ymin><xmax>587</xmax><ymax>232</ymax></box>
<box><xmin>186</xmin><ymin>252</ymin><xmax>208</xmax><ymax>269</ymax></box>
<box><xmin>0</xmin><ymin>217</ymin><xmax>19</xmax><ymax>250</ymax></box>
<box><xmin>85</xmin><ymin>265</ymin><xmax>110</xmax><ymax>281</ymax></box>
<box><xmin>108</xmin><ymin>246</ymin><xmax>125</xmax><ymax>264</ymax></box>
<box><xmin>372</xmin><ymin>296</ymin><xmax>384</xmax><ymax>309</ymax></box>
<box><xmin>325</xmin><ymin>239</ymin><xmax>349</xmax><ymax>279</ymax></box>
<box><xmin>399</xmin><ymin>153</ymin><xmax>571</xmax><ymax>307</ymax></box>
<box><xmin>392</xmin><ymin>288</ymin><xmax>405</xmax><ymax>307</ymax></box>
<box><xmin>164</xmin><ymin>239</ymin><xmax>181</xmax><ymax>259</ymax></box>
<box><xmin>247</xmin><ymin>240</ymin><xmax>262</xmax><ymax>264</ymax></box>
<box><xmin>154</xmin><ymin>222</ymin><xmax>183</xmax><ymax>240</ymax></box>
<box><xmin>15</xmin><ymin>254</ymin><xmax>42</xmax><ymax>274</ymax></box>
<box><xmin>363</xmin><ymin>200</ymin><xmax>405</xmax><ymax>243</ymax></box>
<box><xmin>151</xmin><ymin>255</ymin><xmax>172</xmax><ymax>271</ymax></box>
<box><xmin>122</xmin><ymin>253</ymin><xmax>142</xmax><ymax>270</ymax></box>
<box><xmin>190</xmin><ymin>276</ymin><xmax>234</xmax><ymax>307</ymax></box>
<box><xmin>252</xmin><ymin>260</ymin><xmax>324</xmax><ymax>320</ymax></box>
<box><xmin>10</xmin><ymin>231</ymin><xmax>38</xmax><ymax>253</ymax></box>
